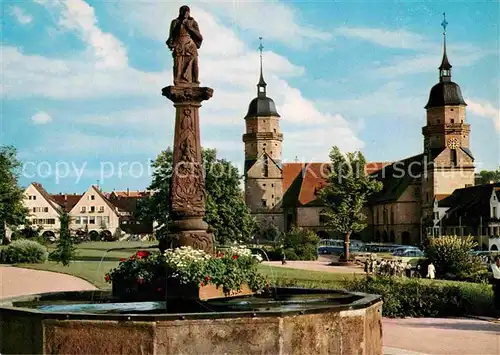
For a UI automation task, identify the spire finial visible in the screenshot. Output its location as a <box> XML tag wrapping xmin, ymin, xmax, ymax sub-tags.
<box><xmin>257</xmin><ymin>36</ymin><xmax>267</xmax><ymax>96</ymax></box>
<box><xmin>439</xmin><ymin>12</ymin><xmax>452</xmax><ymax>81</ymax></box>
<box><xmin>441</xmin><ymin>12</ymin><xmax>448</xmax><ymax>35</ymax></box>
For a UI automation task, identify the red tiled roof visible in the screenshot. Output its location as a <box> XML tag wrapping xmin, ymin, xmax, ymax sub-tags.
<box><xmin>282</xmin><ymin>161</ymin><xmax>392</xmax><ymax>206</ymax></box>
<box><xmin>110</xmin><ymin>190</ymin><xmax>150</xmax><ymax>198</ymax></box>
<box><xmin>435</xmin><ymin>194</ymin><xmax>450</xmax><ymax>201</ymax></box>
<box><xmin>50</xmin><ymin>193</ymin><xmax>83</xmax><ymax>212</ymax></box>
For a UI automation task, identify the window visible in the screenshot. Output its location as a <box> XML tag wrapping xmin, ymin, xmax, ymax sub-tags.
<box><xmin>75</xmin><ymin>217</ymin><xmax>81</xmax><ymax>224</ymax></box>
<box><xmin>451</xmin><ymin>119</ymin><xmax>454</xmax><ymax>123</ymax></box>
<box><xmin>272</xmin><ymin>194</ymin><xmax>274</xmax><ymax>198</ymax></box>
<box><xmin>450</xmin><ymin>149</ymin><xmax>457</xmax><ymax>167</ymax></box>
<box><xmin>90</xmin><ymin>206</ymin><xmax>95</xmax><ymax>213</ymax></box>
<box><xmin>319</xmin><ymin>210</ymin><xmax>328</xmax><ymax>225</ymax></box>
<box><xmin>262</xmin><ymin>199</ymin><xmax>267</xmax><ymax>207</ymax></box>
<box><xmin>82</xmin><ymin>216</ymin><xmax>88</xmax><ymax>225</ymax></box>
<box><xmin>89</xmin><ymin>217</ymin><xmax>95</xmax><ymax>224</ymax></box>
<box><xmin>273</xmin><ymin>129</ymin><xmax>276</xmax><ymax>133</ymax></box>
<box><xmin>90</xmin><ymin>195</ymin><xmax>95</xmax><ymax>200</ymax></box>
<box><xmin>44</xmin><ymin>207</ymin><xmax>48</xmax><ymax>212</ymax></box>
<box><xmin>99</xmin><ymin>206</ymin><xmax>104</xmax><ymax>212</ymax></box>
<box><xmin>271</xmin><ymin>184</ymin><xmax>274</xmax><ymax>187</ymax></box>
<box><xmin>494</xmin><ymin>207</ymin><xmax>498</xmax><ymax>218</ymax></box>
<box><xmin>81</xmin><ymin>206</ymin><xmax>86</xmax><ymax>213</ymax></box>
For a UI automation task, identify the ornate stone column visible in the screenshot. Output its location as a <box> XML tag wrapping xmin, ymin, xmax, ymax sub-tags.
<box><xmin>162</xmin><ymin>85</ymin><xmax>214</xmax><ymax>254</ymax></box>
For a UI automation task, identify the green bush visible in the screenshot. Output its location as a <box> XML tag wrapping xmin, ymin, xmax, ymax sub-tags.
<box><xmin>345</xmin><ymin>276</ymin><xmax>495</xmax><ymax>318</ymax></box>
<box><xmin>281</xmin><ymin>227</ymin><xmax>320</xmax><ymax>261</ymax></box>
<box><xmin>0</xmin><ymin>239</ymin><xmax>48</xmax><ymax>264</ymax></box>
<box><xmin>424</xmin><ymin>235</ymin><xmax>489</xmax><ymax>282</ymax></box>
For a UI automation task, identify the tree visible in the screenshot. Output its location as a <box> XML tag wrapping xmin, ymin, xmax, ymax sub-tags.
<box><xmin>141</xmin><ymin>147</ymin><xmax>256</xmax><ymax>246</ymax></box>
<box><xmin>49</xmin><ymin>212</ymin><xmax>76</xmax><ymax>266</ymax></box>
<box><xmin>282</xmin><ymin>227</ymin><xmax>320</xmax><ymax>260</ymax></box>
<box><xmin>0</xmin><ymin>145</ymin><xmax>28</xmax><ymax>245</ymax></box>
<box><xmin>476</xmin><ymin>169</ymin><xmax>500</xmax><ymax>185</ymax></box>
<box><xmin>318</xmin><ymin>147</ymin><xmax>383</xmax><ymax>261</ymax></box>
<box><xmin>260</xmin><ymin>225</ymin><xmax>282</xmax><ymax>242</ymax></box>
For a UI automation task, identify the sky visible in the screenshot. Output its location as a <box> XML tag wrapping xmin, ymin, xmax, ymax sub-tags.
<box><xmin>2</xmin><ymin>0</ymin><xmax>499</xmax><ymax>194</ymax></box>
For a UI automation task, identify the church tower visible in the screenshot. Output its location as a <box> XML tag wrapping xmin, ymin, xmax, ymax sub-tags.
<box><xmin>421</xmin><ymin>14</ymin><xmax>475</xmax><ymax>219</ymax></box>
<box><xmin>242</xmin><ymin>38</ymin><xmax>285</xmax><ymax>232</ymax></box>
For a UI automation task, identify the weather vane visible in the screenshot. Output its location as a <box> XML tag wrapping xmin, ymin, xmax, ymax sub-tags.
<box><xmin>441</xmin><ymin>12</ymin><xmax>448</xmax><ymax>34</ymax></box>
<box><xmin>258</xmin><ymin>37</ymin><xmax>264</xmax><ymax>56</ymax></box>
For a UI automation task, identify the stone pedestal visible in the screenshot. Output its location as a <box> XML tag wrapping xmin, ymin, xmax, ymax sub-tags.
<box><xmin>162</xmin><ymin>85</ymin><xmax>214</xmax><ymax>255</ymax></box>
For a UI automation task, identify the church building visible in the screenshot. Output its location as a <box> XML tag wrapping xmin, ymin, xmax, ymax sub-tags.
<box><xmin>242</xmin><ymin>20</ymin><xmax>498</xmax><ymax>247</ymax></box>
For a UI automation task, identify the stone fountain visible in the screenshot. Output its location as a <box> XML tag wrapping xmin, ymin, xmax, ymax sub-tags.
<box><xmin>0</xmin><ymin>5</ymin><xmax>383</xmax><ymax>355</ymax></box>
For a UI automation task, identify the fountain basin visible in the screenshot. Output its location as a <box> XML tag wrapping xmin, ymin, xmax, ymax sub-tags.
<box><xmin>0</xmin><ymin>287</ymin><xmax>382</xmax><ymax>355</ymax></box>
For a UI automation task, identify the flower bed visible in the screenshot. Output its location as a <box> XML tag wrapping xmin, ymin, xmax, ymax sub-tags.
<box><xmin>105</xmin><ymin>246</ymin><xmax>267</xmax><ymax>301</ymax></box>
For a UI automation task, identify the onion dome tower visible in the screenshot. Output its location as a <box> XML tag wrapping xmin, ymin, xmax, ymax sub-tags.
<box><xmin>242</xmin><ymin>37</ymin><xmax>284</xmax><ymax>232</ymax></box>
<box><xmin>421</xmin><ymin>13</ymin><xmax>475</xmax><ymax>220</ymax></box>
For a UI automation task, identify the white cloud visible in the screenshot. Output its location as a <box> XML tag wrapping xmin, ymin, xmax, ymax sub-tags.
<box><xmin>334</xmin><ymin>27</ymin><xmax>429</xmax><ymax>50</ymax></box>
<box><xmin>371</xmin><ymin>51</ymin><xmax>485</xmax><ymax>77</ymax></box>
<box><xmin>31</xmin><ymin>111</ymin><xmax>53</xmax><ymax>125</ymax></box>
<box><xmin>4</xmin><ymin>0</ymin><xmax>362</xmax><ymax>164</ymax></box>
<box><xmin>111</xmin><ymin>1</ymin><xmax>331</xmax><ymax>49</ymax></box>
<box><xmin>467</xmin><ymin>98</ymin><xmax>500</xmax><ymax>131</ymax></box>
<box><xmin>334</xmin><ymin>26</ymin><xmax>490</xmax><ymax>77</ymax></box>
<box><xmin>198</xmin><ymin>2</ymin><xmax>332</xmax><ymax>48</ymax></box>
<box><xmin>44</xmin><ymin>0</ymin><xmax>128</xmax><ymax>69</ymax></box>
<box><xmin>10</xmin><ymin>6</ymin><xmax>33</xmax><ymax>25</ymax></box>
<box><xmin>317</xmin><ymin>81</ymin><xmax>424</xmax><ymax>120</ymax></box>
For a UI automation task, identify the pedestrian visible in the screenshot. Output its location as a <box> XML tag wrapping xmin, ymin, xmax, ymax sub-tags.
<box><xmin>427</xmin><ymin>262</ymin><xmax>436</xmax><ymax>279</ymax></box>
<box><xmin>490</xmin><ymin>256</ymin><xmax>500</xmax><ymax>317</ymax></box>
<box><xmin>281</xmin><ymin>249</ymin><xmax>287</xmax><ymax>265</ymax></box>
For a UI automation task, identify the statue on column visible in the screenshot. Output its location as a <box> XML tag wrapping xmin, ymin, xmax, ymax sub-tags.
<box><xmin>162</xmin><ymin>5</ymin><xmax>214</xmax><ymax>255</ymax></box>
<box><xmin>166</xmin><ymin>5</ymin><xmax>203</xmax><ymax>86</ymax></box>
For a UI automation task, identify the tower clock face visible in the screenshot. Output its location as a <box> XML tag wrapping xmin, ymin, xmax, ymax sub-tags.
<box><xmin>447</xmin><ymin>137</ymin><xmax>460</xmax><ymax>150</ymax></box>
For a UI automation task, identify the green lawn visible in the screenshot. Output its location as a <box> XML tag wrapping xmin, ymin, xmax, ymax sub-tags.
<box><xmin>15</xmin><ymin>241</ymin><xmax>482</xmax><ymax>291</ymax></box>
<box><xmin>15</xmin><ymin>241</ymin><xmax>356</xmax><ymax>289</ymax></box>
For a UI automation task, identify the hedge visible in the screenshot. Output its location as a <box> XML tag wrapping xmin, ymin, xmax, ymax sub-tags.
<box><xmin>344</xmin><ymin>276</ymin><xmax>495</xmax><ymax>318</ymax></box>
<box><xmin>273</xmin><ymin>275</ymin><xmax>495</xmax><ymax>318</ymax></box>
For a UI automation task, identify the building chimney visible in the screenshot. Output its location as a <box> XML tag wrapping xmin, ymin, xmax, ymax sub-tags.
<box><xmin>127</xmin><ymin>188</ymin><xmax>130</xmax><ymax>196</ymax></box>
<box><xmin>64</xmin><ymin>194</ymin><xmax>67</xmax><ymax>201</ymax></box>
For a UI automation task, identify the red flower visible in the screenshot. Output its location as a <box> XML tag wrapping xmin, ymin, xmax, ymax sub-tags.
<box><xmin>204</xmin><ymin>276</ymin><xmax>211</xmax><ymax>282</ymax></box>
<box><xmin>119</xmin><ymin>258</ymin><xmax>126</xmax><ymax>262</ymax></box>
<box><xmin>129</xmin><ymin>255</ymin><xmax>135</xmax><ymax>260</ymax></box>
<box><xmin>200</xmin><ymin>281</ymin><xmax>205</xmax><ymax>287</ymax></box>
<box><xmin>136</xmin><ymin>277</ymin><xmax>144</xmax><ymax>284</ymax></box>
<box><xmin>136</xmin><ymin>250</ymin><xmax>150</xmax><ymax>259</ymax></box>
<box><xmin>104</xmin><ymin>274</ymin><xmax>111</xmax><ymax>282</ymax></box>
<box><xmin>232</xmin><ymin>255</ymin><xmax>238</xmax><ymax>260</ymax></box>
<box><xmin>216</xmin><ymin>253</ymin><xmax>224</xmax><ymax>258</ymax></box>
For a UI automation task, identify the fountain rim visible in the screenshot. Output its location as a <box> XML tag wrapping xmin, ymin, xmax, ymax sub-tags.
<box><xmin>0</xmin><ymin>287</ymin><xmax>381</xmax><ymax>322</ymax></box>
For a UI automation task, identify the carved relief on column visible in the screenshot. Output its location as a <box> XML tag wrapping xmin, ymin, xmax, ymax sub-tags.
<box><xmin>171</xmin><ymin>106</ymin><xmax>204</xmax><ymax>217</ymax></box>
<box><xmin>162</xmin><ymin>85</ymin><xmax>213</xmax><ymax>219</ymax></box>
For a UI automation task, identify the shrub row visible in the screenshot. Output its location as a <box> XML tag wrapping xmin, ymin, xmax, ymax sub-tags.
<box><xmin>0</xmin><ymin>239</ymin><xmax>48</xmax><ymax>264</ymax></box>
<box><xmin>344</xmin><ymin>276</ymin><xmax>495</xmax><ymax>318</ymax></box>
